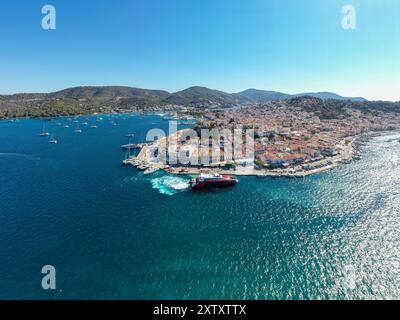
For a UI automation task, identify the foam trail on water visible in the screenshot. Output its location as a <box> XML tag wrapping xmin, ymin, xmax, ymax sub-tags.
<box><xmin>150</xmin><ymin>175</ymin><xmax>190</xmax><ymax>196</ymax></box>
<box><xmin>0</xmin><ymin>153</ymin><xmax>39</xmax><ymax>160</ymax></box>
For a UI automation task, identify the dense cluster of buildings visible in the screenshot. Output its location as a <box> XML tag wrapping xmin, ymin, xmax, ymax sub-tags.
<box><xmin>198</xmin><ymin>102</ymin><xmax>400</xmax><ymax>169</ymax></box>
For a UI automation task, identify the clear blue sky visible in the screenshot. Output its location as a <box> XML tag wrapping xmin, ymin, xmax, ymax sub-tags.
<box><xmin>0</xmin><ymin>0</ymin><xmax>399</xmax><ymax>100</ymax></box>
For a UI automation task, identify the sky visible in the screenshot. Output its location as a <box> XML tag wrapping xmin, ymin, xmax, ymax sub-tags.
<box><xmin>0</xmin><ymin>0</ymin><xmax>399</xmax><ymax>101</ymax></box>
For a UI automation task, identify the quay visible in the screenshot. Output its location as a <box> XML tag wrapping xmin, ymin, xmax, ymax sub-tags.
<box><xmin>122</xmin><ymin>135</ymin><xmax>358</xmax><ymax>179</ymax></box>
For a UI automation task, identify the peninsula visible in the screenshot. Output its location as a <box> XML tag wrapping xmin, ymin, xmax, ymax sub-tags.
<box><xmin>127</xmin><ymin>96</ymin><xmax>400</xmax><ymax>177</ymax></box>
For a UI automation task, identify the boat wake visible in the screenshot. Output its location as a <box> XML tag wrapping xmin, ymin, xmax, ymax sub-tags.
<box><xmin>150</xmin><ymin>175</ymin><xmax>190</xmax><ymax>196</ymax></box>
<box><xmin>0</xmin><ymin>153</ymin><xmax>39</xmax><ymax>160</ymax></box>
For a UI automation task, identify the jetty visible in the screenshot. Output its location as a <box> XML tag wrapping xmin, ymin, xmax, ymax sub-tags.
<box><xmin>121</xmin><ymin>143</ymin><xmax>147</xmax><ymax>150</ymax></box>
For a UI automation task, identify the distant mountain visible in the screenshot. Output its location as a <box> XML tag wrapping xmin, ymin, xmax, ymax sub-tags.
<box><xmin>294</xmin><ymin>92</ymin><xmax>367</xmax><ymax>102</ymax></box>
<box><xmin>234</xmin><ymin>89</ymin><xmax>291</xmax><ymax>102</ymax></box>
<box><xmin>234</xmin><ymin>89</ymin><xmax>367</xmax><ymax>103</ymax></box>
<box><xmin>0</xmin><ymin>85</ymin><xmax>371</xmax><ymax>118</ymax></box>
<box><xmin>49</xmin><ymin>86</ymin><xmax>170</xmax><ymax>102</ymax></box>
<box><xmin>0</xmin><ymin>86</ymin><xmax>368</xmax><ymax>107</ymax></box>
<box><xmin>164</xmin><ymin>86</ymin><xmax>247</xmax><ymax>106</ymax></box>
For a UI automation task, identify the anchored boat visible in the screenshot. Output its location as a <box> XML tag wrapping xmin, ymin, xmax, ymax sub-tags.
<box><xmin>39</xmin><ymin>122</ymin><xmax>50</xmax><ymax>137</ymax></box>
<box><xmin>49</xmin><ymin>135</ymin><xmax>58</xmax><ymax>144</ymax></box>
<box><xmin>74</xmin><ymin>123</ymin><xmax>82</xmax><ymax>134</ymax></box>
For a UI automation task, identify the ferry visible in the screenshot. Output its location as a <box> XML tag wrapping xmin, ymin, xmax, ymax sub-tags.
<box><xmin>189</xmin><ymin>173</ymin><xmax>238</xmax><ymax>190</ymax></box>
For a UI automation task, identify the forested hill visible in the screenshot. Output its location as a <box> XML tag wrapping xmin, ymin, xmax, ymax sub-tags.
<box><xmin>0</xmin><ymin>85</ymin><xmax>396</xmax><ymax>119</ymax></box>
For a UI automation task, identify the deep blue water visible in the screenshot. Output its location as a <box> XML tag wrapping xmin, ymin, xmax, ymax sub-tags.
<box><xmin>0</xmin><ymin>114</ymin><xmax>400</xmax><ymax>300</ymax></box>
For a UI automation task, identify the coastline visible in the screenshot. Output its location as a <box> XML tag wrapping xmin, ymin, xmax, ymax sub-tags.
<box><xmin>128</xmin><ymin>130</ymin><xmax>399</xmax><ymax>178</ymax></box>
<box><xmin>129</xmin><ymin>133</ymin><xmax>366</xmax><ymax>178</ymax></box>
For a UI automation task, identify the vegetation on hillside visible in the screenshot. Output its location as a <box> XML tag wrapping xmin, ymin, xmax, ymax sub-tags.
<box><xmin>0</xmin><ymin>86</ymin><xmax>398</xmax><ymax>119</ymax></box>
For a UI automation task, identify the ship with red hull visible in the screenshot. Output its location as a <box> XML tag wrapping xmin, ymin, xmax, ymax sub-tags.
<box><xmin>189</xmin><ymin>173</ymin><xmax>238</xmax><ymax>190</ymax></box>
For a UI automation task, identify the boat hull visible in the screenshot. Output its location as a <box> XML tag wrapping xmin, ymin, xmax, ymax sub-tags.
<box><xmin>190</xmin><ymin>177</ymin><xmax>238</xmax><ymax>190</ymax></box>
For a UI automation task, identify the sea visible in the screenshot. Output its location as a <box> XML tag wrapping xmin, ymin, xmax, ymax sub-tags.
<box><xmin>0</xmin><ymin>114</ymin><xmax>399</xmax><ymax>300</ymax></box>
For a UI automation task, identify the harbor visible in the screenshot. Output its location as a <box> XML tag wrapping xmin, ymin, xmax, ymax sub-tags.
<box><xmin>122</xmin><ymin>133</ymin><xmax>359</xmax><ymax>179</ymax></box>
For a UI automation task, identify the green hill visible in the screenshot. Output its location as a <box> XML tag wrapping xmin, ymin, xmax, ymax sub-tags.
<box><xmin>163</xmin><ymin>86</ymin><xmax>248</xmax><ymax>106</ymax></box>
<box><xmin>0</xmin><ymin>85</ymin><xmax>395</xmax><ymax>119</ymax></box>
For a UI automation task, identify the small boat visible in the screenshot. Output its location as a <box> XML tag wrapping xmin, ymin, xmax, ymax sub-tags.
<box><xmin>189</xmin><ymin>173</ymin><xmax>238</xmax><ymax>190</ymax></box>
<box><xmin>270</xmin><ymin>173</ymin><xmax>281</xmax><ymax>179</ymax></box>
<box><xmin>82</xmin><ymin>122</ymin><xmax>89</xmax><ymax>126</ymax></box>
<box><xmin>49</xmin><ymin>135</ymin><xmax>58</xmax><ymax>144</ymax></box>
<box><xmin>64</xmin><ymin>125</ymin><xmax>70</xmax><ymax>128</ymax></box>
<box><xmin>91</xmin><ymin>125</ymin><xmax>98</xmax><ymax>128</ymax></box>
<box><xmin>121</xmin><ymin>143</ymin><xmax>140</xmax><ymax>150</ymax></box>
<box><xmin>74</xmin><ymin>123</ymin><xmax>82</xmax><ymax>134</ymax></box>
<box><xmin>39</xmin><ymin>123</ymin><xmax>50</xmax><ymax>137</ymax></box>
<box><xmin>144</xmin><ymin>167</ymin><xmax>159</xmax><ymax>175</ymax></box>
<box><xmin>126</xmin><ymin>131</ymin><xmax>134</xmax><ymax>138</ymax></box>
<box><xmin>122</xmin><ymin>159</ymin><xmax>134</xmax><ymax>165</ymax></box>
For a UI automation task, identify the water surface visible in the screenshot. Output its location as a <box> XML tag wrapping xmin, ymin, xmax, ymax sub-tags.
<box><xmin>0</xmin><ymin>115</ymin><xmax>399</xmax><ymax>299</ymax></box>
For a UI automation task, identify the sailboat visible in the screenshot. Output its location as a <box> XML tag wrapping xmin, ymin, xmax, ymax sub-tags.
<box><xmin>121</xmin><ymin>137</ymin><xmax>137</xmax><ymax>150</ymax></box>
<box><xmin>126</xmin><ymin>131</ymin><xmax>134</xmax><ymax>138</ymax></box>
<box><xmin>74</xmin><ymin>123</ymin><xmax>82</xmax><ymax>134</ymax></box>
<box><xmin>39</xmin><ymin>122</ymin><xmax>50</xmax><ymax>137</ymax></box>
<box><xmin>122</xmin><ymin>148</ymin><xmax>133</xmax><ymax>165</ymax></box>
<box><xmin>49</xmin><ymin>135</ymin><xmax>58</xmax><ymax>144</ymax></box>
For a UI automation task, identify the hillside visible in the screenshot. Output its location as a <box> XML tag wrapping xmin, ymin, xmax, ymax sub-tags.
<box><xmin>293</xmin><ymin>92</ymin><xmax>367</xmax><ymax>102</ymax></box>
<box><xmin>163</xmin><ymin>86</ymin><xmax>247</xmax><ymax>106</ymax></box>
<box><xmin>49</xmin><ymin>86</ymin><xmax>170</xmax><ymax>101</ymax></box>
<box><xmin>0</xmin><ymin>85</ymin><xmax>381</xmax><ymax>119</ymax></box>
<box><xmin>234</xmin><ymin>89</ymin><xmax>291</xmax><ymax>102</ymax></box>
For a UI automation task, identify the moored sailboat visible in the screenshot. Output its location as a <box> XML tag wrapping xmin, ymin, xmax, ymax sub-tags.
<box><xmin>39</xmin><ymin>122</ymin><xmax>50</xmax><ymax>137</ymax></box>
<box><xmin>74</xmin><ymin>123</ymin><xmax>82</xmax><ymax>133</ymax></box>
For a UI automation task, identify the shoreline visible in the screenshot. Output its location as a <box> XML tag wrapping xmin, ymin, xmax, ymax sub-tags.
<box><xmin>128</xmin><ymin>133</ymin><xmax>367</xmax><ymax>178</ymax></box>
<box><xmin>127</xmin><ymin>130</ymin><xmax>399</xmax><ymax>178</ymax></box>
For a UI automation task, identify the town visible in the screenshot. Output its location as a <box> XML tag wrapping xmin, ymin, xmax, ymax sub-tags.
<box><xmin>128</xmin><ymin>97</ymin><xmax>400</xmax><ymax>178</ymax></box>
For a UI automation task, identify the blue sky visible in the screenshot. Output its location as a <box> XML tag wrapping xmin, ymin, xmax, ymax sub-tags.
<box><xmin>0</xmin><ymin>0</ymin><xmax>399</xmax><ymax>100</ymax></box>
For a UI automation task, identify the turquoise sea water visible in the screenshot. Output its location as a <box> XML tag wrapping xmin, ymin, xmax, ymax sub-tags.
<box><xmin>0</xmin><ymin>114</ymin><xmax>400</xmax><ymax>300</ymax></box>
